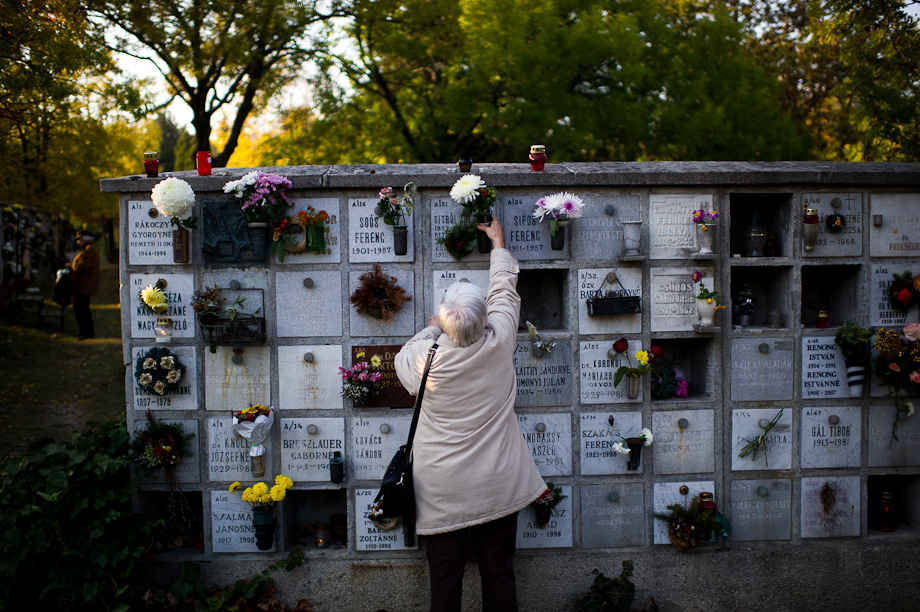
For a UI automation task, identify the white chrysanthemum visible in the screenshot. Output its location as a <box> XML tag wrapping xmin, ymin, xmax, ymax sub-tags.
<box><xmin>222</xmin><ymin>171</ymin><xmax>260</xmax><ymax>196</ymax></box>
<box><xmin>450</xmin><ymin>174</ymin><xmax>486</xmax><ymax>204</ymax></box>
<box><xmin>611</xmin><ymin>441</ymin><xmax>631</xmax><ymax>456</ymax></box>
<box><xmin>151</xmin><ymin>178</ymin><xmax>195</xmax><ymax>219</ymax></box>
<box><xmin>558</xmin><ymin>192</ymin><xmax>585</xmax><ymax>218</ymax></box>
<box><xmin>641</xmin><ymin>427</ymin><xmax>654</xmax><ymax>446</ymax></box>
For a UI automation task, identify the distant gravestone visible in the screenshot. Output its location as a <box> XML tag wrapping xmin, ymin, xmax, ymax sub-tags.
<box><xmin>579</xmin><ymin>411</ymin><xmax>642</xmax><ymax>475</ymax></box>
<box><xmin>207</xmin><ymin>416</ymin><xmax>273</xmax><ymax>482</ymax></box>
<box><xmin>513</xmin><ymin>341</ymin><xmax>573</xmax><ymax>407</ymax></box>
<box><xmin>730</xmin><ymin>479</ymin><xmax>792</xmax><ymax>541</ymax></box>
<box><xmin>731</xmin><ymin>338</ymin><xmax>794</xmax><ymax>402</ymax></box>
<box><xmin>275</xmin><ymin>271</ymin><xmax>343</xmax><ymax>337</ymax></box>
<box><xmin>652</xmin><ymin>481</ymin><xmax>714</xmax><ymax>544</ymax></box>
<box><xmin>730</xmin><ymin>408</ymin><xmax>793</xmax><ymax>471</ymax></box>
<box><xmin>211</xmin><ymin>490</ymin><xmax>265</xmax><ymax>553</ymax></box>
<box><xmin>348</xmin><ymin>197</ymin><xmax>412</xmax><ymax>262</ymax></box>
<box><xmin>649</xmin><ymin>194</ymin><xmax>713</xmax><ymax>259</ymax></box>
<box><xmin>516</xmin><ymin>484</ymin><xmax>573</xmax><ymax>549</ymax></box>
<box><xmin>518</xmin><ymin>413</ymin><xmax>572</xmax><ymax>476</ymax></box>
<box><xmin>801</xmin><ymin>193</ymin><xmax>863</xmax><ymax>257</ymax></box>
<box><xmin>801</xmin><ymin>406</ymin><xmax>861</xmax><ymax>469</ymax></box>
<box><xmin>868</xmin><ymin>193</ymin><xmax>920</xmax><ymax>257</ymax></box>
<box><xmin>355</xmin><ymin>489</ymin><xmax>417</xmax><ymax>551</ymax></box>
<box><xmin>801</xmin><ymin>476</ymin><xmax>860</xmax><ymax>538</ymax></box>
<box><xmin>280</xmin><ymin>418</ymin><xmax>346</xmax><ymax>482</ymax></box>
<box><xmin>581</xmin><ymin>483</ymin><xmax>645</xmax><ymax>548</ymax></box>
<box><xmin>276</xmin><ymin>345</ymin><xmax>344</xmax><ymax>410</ymax></box>
<box><xmin>651</xmin><ymin>410</ymin><xmax>714</xmax><ymax>475</ymax></box>
<box><xmin>579</xmin><ymin>340</ymin><xmax>643</xmax><ymax>404</ymax></box>
<box><xmin>349</xmin><ymin>416</ymin><xmax>410</xmax><ymax>480</ymax></box>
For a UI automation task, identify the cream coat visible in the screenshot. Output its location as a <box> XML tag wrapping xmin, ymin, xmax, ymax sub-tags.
<box><xmin>395</xmin><ymin>248</ymin><xmax>547</xmax><ymax>535</ymax></box>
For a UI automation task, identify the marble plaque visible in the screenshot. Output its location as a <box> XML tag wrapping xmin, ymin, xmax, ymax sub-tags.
<box><xmin>518</xmin><ymin>413</ymin><xmax>572</xmax><ymax>476</ymax></box>
<box><xmin>432</xmin><ymin>269</ymin><xmax>490</xmax><ymax>305</ymax></box>
<box><xmin>429</xmin><ymin>194</ymin><xmax>490</xmax><ymax>263</ymax></box>
<box><xmin>350</xmin><ymin>345</ymin><xmax>412</xmax><ymax>408</ymax></box>
<box><xmin>516</xmin><ymin>484</ymin><xmax>573</xmax><ymax>548</ymax></box>
<box><xmin>355</xmin><ymin>489</ymin><xmax>417</xmax><ymax>551</ymax></box>
<box><xmin>133</xmin><ymin>419</ymin><xmax>200</xmax><ymax>484</ymax></box>
<box><xmin>650</xmin><ymin>267</ymin><xmax>709</xmax><ymax>332</ymax></box>
<box><xmin>869</xmin><ymin>263</ymin><xmax>920</xmax><ymax>327</ymax></box>
<box><xmin>868</xmin><ymin>406</ymin><xmax>920</xmax><ymax>467</ymax></box>
<box><xmin>129</xmin><ymin>273</ymin><xmax>195</xmax><ymax>339</ymax></box>
<box><xmin>801</xmin><ymin>476</ymin><xmax>860</xmax><ymax>538</ymax></box>
<box><xmin>131</xmin><ymin>345</ymin><xmax>197</xmax><ymax>411</ymax></box>
<box><xmin>730</xmin><ymin>338</ymin><xmax>794</xmax><ymax>401</ymax></box>
<box><xmin>581</xmin><ymin>483</ymin><xmax>645</xmax><ymax>548</ymax></box>
<box><xmin>580</xmin><ymin>411</ymin><xmax>642</xmax><ymax>475</ymax></box>
<box><xmin>730</xmin><ymin>408</ymin><xmax>792</xmax><ymax>471</ymax></box>
<box><xmin>348</xmin><ymin>269</ymin><xmax>415</xmax><ymax>337</ymax></box>
<box><xmin>211</xmin><ymin>490</ymin><xmax>265</xmax><ymax>553</ymax></box>
<box><xmin>204</xmin><ymin>345</ymin><xmax>270</xmax><ymax>409</ymax></box>
<box><xmin>651</xmin><ymin>410</ymin><xmax>714</xmax><ymax>475</ymax></box>
<box><xmin>801</xmin><ymin>193</ymin><xmax>863</xmax><ymax>257</ymax></box>
<box><xmin>577</xmin><ymin>268</ymin><xmax>642</xmax><ymax>336</ymax></box>
<box><xmin>207</xmin><ymin>416</ymin><xmax>274</xmax><ymax>482</ymax></box>
<box><xmin>350</xmin><ymin>416</ymin><xmax>410</xmax><ymax>480</ymax></box>
<box><xmin>280</xmin><ymin>418</ymin><xmax>346</xmax><ymax>481</ymax></box>
<box><xmin>649</xmin><ymin>194</ymin><xmax>714</xmax><ymax>260</ymax></box>
<box><xmin>283</xmin><ymin>198</ymin><xmax>342</xmax><ymax>262</ymax></box>
<box><xmin>730</xmin><ymin>479</ymin><xmax>792</xmax><ymax>541</ymax></box>
<box><xmin>801</xmin><ymin>406</ymin><xmax>861</xmax><ymax>468</ymax></box>
<box><xmin>277</xmin><ymin>345</ymin><xmax>344</xmax><ymax>410</ymax></box>
<box><xmin>801</xmin><ymin>336</ymin><xmax>848</xmax><ymax>399</ymax></box>
<box><xmin>652</xmin><ymin>481</ymin><xmax>714</xmax><ymax>544</ymax></box>
<box><xmin>275</xmin><ymin>271</ymin><xmax>343</xmax><ymax>337</ymax></box>
<box><xmin>579</xmin><ymin>340</ymin><xmax>643</xmax><ymax>404</ymax></box>
<box><xmin>503</xmin><ymin>191</ymin><xmax>569</xmax><ymax>261</ymax></box>
<box><xmin>869</xmin><ymin>193</ymin><xmax>920</xmax><ymax>257</ymax></box>
<box><xmin>348</xmin><ymin>197</ymin><xmax>413</xmax><ymax>262</ymax></box>
<box><xmin>513</xmin><ymin>341</ymin><xmax>574</xmax><ymax>407</ymax></box>
<box><xmin>574</xmin><ymin>194</ymin><xmax>641</xmax><ymax>261</ymax></box>
<box><xmin>127</xmin><ymin>199</ymin><xmax>180</xmax><ymax>265</ymax></box>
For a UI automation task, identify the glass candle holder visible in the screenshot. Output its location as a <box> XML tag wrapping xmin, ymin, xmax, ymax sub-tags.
<box><xmin>529</xmin><ymin>145</ymin><xmax>547</xmax><ymax>171</ymax></box>
<box><xmin>196</xmin><ymin>151</ymin><xmax>212</xmax><ymax>176</ymax></box>
<box><xmin>143</xmin><ymin>151</ymin><xmax>159</xmax><ymax>178</ymax></box>
<box><xmin>154</xmin><ymin>318</ymin><xmax>174</xmax><ymax>343</ymax></box>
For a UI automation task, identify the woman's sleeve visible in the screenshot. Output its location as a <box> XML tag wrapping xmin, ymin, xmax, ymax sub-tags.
<box><xmin>394</xmin><ymin>326</ymin><xmax>440</xmax><ymax>395</ymax></box>
<box><xmin>486</xmin><ymin>248</ymin><xmax>521</xmax><ymax>343</ymax></box>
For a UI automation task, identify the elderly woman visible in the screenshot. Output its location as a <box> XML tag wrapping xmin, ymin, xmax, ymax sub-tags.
<box><xmin>395</xmin><ymin>220</ymin><xmax>546</xmax><ymax>612</ymax></box>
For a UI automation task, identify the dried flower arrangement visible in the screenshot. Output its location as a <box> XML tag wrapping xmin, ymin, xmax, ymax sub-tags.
<box><xmin>349</xmin><ymin>264</ymin><xmax>412</xmax><ymax>322</ymax></box>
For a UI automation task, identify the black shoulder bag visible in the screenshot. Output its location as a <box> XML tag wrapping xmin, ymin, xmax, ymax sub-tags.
<box><xmin>373</xmin><ymin>343</ymin><xmax>438</xmax><ymax>523</ymax></box>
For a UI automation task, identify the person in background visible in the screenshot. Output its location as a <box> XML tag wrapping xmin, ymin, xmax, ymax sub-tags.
<box><xmin>68</xmin><ymin>230</ymin><xmax>100</xmax><ymax>340</ymax></box>
<box><xmin>395</xmin><ymin>219</ymin><xmax>546</xmax><ymax>612</ymax></box>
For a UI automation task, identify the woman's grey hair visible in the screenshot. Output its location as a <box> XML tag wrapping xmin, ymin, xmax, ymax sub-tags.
<box><xmin>438</xmin><ymin>282</ymin><xmax>487</xmax><ymax>347</ymax></box>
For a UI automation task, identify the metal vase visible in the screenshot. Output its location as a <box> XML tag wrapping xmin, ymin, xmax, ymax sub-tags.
<box><xmin>626</xmin><ymin>376</ymin><xmax>640</xmax><ymax>400</ymax></box>
<box><xmin>551</xmin><ymin>224</ymin><xmax>566</xmax><ymax>251</ymax></box>
<box><xmin>252</xmin><ymin>509</ymin><xmax>275</xmax><ymax>550</ymax></box>
<box><xmin>625</xmin><ymin>437</ymin><xmax>643</xmax><ymax>471</ymax></box>
<box><xmin>393</xmin><ymin>225</ymin><xmax>408</xmax><ymax>256</ymax></box>
<box><xmin>172</xmin><ymin>228</ymin><xmax>190</xmax><ymax>264</ymax></box>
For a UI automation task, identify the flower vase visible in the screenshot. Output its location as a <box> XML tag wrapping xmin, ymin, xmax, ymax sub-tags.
<box><xmin>551</xmin><ymin>221</ymin><xmax>568</xmax><ymax>251</ymax></box>
<box><xmin>242</xmin><ymin>222</ymin><xmax>269</xmax><ymax>262</ymax></box>
<box><xmin>172</xmin><ymin>228</ymin><xmax>190</xmax><ymax>264</ymax></box>
<box><xmin>697</xmin><ymin>298</ymin><xmax>717</xmax><ymax>327</ymax></box>
<box><xmin>476</xmin><ymin>214</ymin><xmax>492</xmax><ymax>254</ymax></box>
<box><xmin>845</xmin><ymin>360</ymin><xmax>866</xmax><ymax>397</ymax></box>
<box><xmin>697</xmin><ymin>223</ymin><xmax>715</xmax><ymax>255</ymax></box>
<box><xmin>306</xmin><ymin>221</ymin><xmax>326</xmax><ymax>253</ymax></box>
<box><xmin>626</xmin><ymin>376</ymin><xmax>640</xmax><ymax>400</ymax></box>
<box><xmin>393</xmin><ymin>225</ymin><xmax>408</xmax><ymax>256</ymax></box>
<box><xmin>252</xmin><ymin>509</ymin><xmax>275</xmax><ymax>551</ymax></box>
<box><xmin>622</xmin><ymin>220</ymin><xmax>642</xmax><ymax>256</ymax></box>
<box><xmin>625</xmin><ymin>437</ymin><xmax>643</xmax><ymax>471</ymax></box>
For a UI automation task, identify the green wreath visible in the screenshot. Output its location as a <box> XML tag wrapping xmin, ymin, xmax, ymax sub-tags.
<box><xmin>130</xmin><ymin>411</ymin><xmax>195</xmax><ymax>472</ymax></box>
<box><xmin>135</xmin><ymin>346</ymin><xmax>187</xmax><ymax>396</ymax></box>
<box><xmin>438</xmin><ymin>220</ymin><xmax>479</xmax><ymax>261</ymax></box>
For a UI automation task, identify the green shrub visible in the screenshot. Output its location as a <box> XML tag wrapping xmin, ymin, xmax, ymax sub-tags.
<box><xmin>0</xmin><ymin>421</ymin><xmax>154</xmax><ymax>611</ymax></box>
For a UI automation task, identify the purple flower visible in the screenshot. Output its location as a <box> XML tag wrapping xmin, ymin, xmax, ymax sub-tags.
<box><xmin>692</xmin><ymin>270</ymin><xmax>703</xmax><ymax>283</ymax></box>
<box><xmin>676</xmin><ymin>380</ymin><xmax>689</xmax><ymax>398</ymax></box>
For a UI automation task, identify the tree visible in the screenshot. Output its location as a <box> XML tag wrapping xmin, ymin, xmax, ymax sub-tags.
<box><xmin>88</xmin><ymin>0</ymin><xmax>349</xmax><ymax>167</ymax></box>
<box><xmin>268</xmin><ymin>0</ymin><xmax>805</xmax><ymax>164</ymax></box>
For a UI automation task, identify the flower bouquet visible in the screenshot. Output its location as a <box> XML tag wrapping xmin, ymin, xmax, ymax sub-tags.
<box><xmin>378</xmin><ymin>183</ymin><xmax>417</xmax><ymax>255</ymax></box>
<box><xmin>692</xmin><ymin>209</ymin><xmax>720</xmax><ymax>255</ymax></box>
<box><xmin>232</xmin><ymin>403</ymin><xmax>274</xmax><ymax>477</ymax></box>
<box><xmin>138</xmin><ymin>283</ymin><xmax>169</xmax><ymax>315</ymax></box>
<box><xmin>611</xmin><ymin>428</ymin><xmax>653</xmax><ymax>470</ymax></box>
<box><xmin>439</xmin><ymin>175</ymin><xmax>497</xmax><ymax>258</ymax></box>
<box><xmin>530</xmin><ymin>482</ymin><xmax>566</xmax><ymax>528</ymax></box>
<box><xmin>151</xmin><ymin>177</ymin><xmax>198</xmax><ymax>230</ymax></box>
<box><xmin>271</xmin><ymin>206</ymin><xmax>330</xmax><ymax>261</ymax></box>
<box><xmin>692</xmin><ymin>270</ymin><xmax>725</xmax><ymax>326</ymax></box>
<box><xmin>653</xmin><ymin>496</ymin><xmax>718</xmax><ymax>551</ymax></box>
<box><xmin>835</xmin><ymin>321</ymin><xmax>872</xmax><ymax>397</ymax></box>
<box><xmin>340</xmin><ymin>352</ymin><xmax>384</xmax><ymax>404</ymax></box>
<box><xmin>135</xmin><ymin>346</ymin><xmax>186</xmax><ymax>396</ymax></box>
<box><xmin>533</xmin><ymin>192</ymin><xmax>585</xmax><ymax>247</ymax></box>
<box><xmin>612</xmin><ymin>338</ymin><xmax>658</xmax><ymax>398</ymax></box>
<box><xmin>228</xmin><ymin>475</ymin><xmax>294</xmax><ymax>550</ymax></box>
<box><xmin>130</xmin><ymin>410</ymin><xmax>194</xmax><ymax>472</ymax></box>
<box><xmin>651</xmin><ymin>366</ymin><xmax>689</xmax><ymax>399</ymax></box>
<box><xmin>873</xmin><ymin>326</ymin><xmax>919</xmax><ymax>443</ymax></box>
<box><xmin>223</xmin><ymin>171</ymin><xmax>294</xmax><ymax>224</ymax></box>
<box><xmin>887</xmin><ymin>271</ymin><xmax>920</xmax><ymax>311</ymax></box>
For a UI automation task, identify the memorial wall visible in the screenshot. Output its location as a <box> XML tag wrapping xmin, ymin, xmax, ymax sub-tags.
<box><xmin>104</xmin><ymin>162</ymin><xmax>920</xmax><ymax>610</ymax></box>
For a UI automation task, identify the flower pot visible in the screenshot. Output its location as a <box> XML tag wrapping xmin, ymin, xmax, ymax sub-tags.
<box><xmin>306</xmin><ymin>221</ymin><xmax>326</xmax><ymax>253</ymax></box>
<box><xmin>393</xmin><ymin>225</ymin><xmax>408</xmax><ymax>256</ymax></box>
<box><xmin>330</xmin><ymin>453</ymin><xmax>344</xmax><ymax>483</ymax></box>
<box><xmin>626</xmin><ymin>376</ymin><xmax>640</xmax><ymax>400</ymax></box>
<box><xmin>845</xmin><ymin>360</ymin><xmax>866</xmax><ymax>397</ymax></box>
<box><xmin>625</xmin><ymin>437</ymin><xmax>643</xmax><ymax>471</ymax></box>
<box><xmin>697</xmin><ymin>298</ymin><xmax>717</xmax><ymax>327</ymax></box>
<box><xmin>622</xmin><ymin>220</ymin><xmax>642</xmax><ymax>256</ymax></box>
<box><xmin>252</xmin><ymin>509</ymin><xmax>275</xmax><ymax>551</ymax></box>
<box><xmin>172</xmin><ymin>228</ymin><xmax>190</xmax><ymax>264</ymax></box>
<box><xmin>551</xmin><ymin>223</ymin><xmax>567</xmax><ymax>251</ymax></box>
<box><xmin>241</xmin><ymin>222</ymin><xmax>269</xmax><ymax>262</ymax></box>
<box><xmin>696</xmin><ymin>223</ymin><xmax>715</xmax><ymax>255</ymax></box>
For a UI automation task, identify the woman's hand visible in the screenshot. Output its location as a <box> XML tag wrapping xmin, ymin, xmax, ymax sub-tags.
<box><xmin>477</xmin><ymin>219</ymin><xmax>505</xmax><ymax>249</ymax></box>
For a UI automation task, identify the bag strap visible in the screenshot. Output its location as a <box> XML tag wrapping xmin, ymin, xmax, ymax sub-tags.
<box><xmin>405</xmin><ymin>343</ymin><xmax>438</xmax><ymax>448</ymax></box>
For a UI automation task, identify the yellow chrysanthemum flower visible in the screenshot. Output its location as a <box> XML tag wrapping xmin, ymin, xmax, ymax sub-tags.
<box><xmin>241</xmin><ymin>487</ymin><xmax>253</xmax><ymax>502</ymax></box>
<box><xmin>370</xmin><ymin>355</ymin><xmax>382</xmax><ymax>368</ymax></box>
<box><xmin>260</xmin><ymin>494</ymin><xmax>272</xmax><ymax>504</ymax></box>
<box><xmin>635</xmin><ymin>350</ymin><xmax>650</xmax><ymax>366</ymax></box>
<box><xmin>229</xmin><ymin>482</ymin><xmax>241</xmax><ymax>493</ymax></box>
<box><xmin>275</xmin><ymin>474</ymin><xmax>294</xmax><ymax>489</ymax></box>
<box><xmin>706</xmin><ymin>298</ymin><xmax>713</xmax><ymax>304</ymax></box>
<box><xmin>140</xmin><ymin>285</ymin><xmax>168</xmax><ymax>313</ymax></box>
<box><xmin>252</xmin><ymin>482</ymin><xmax>269</xmax><ymax>496</ymax></box>
<box><xmin>270</xmin><ymin>485</ymin><xmax>287</xmax><ymax>502</ymax></box>
<box><xmin>356</xmin><ymin>351</ymin><xmax>365</xmax><ymax>359</ymax></box>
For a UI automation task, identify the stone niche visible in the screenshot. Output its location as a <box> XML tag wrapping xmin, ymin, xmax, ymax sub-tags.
<box><xmin>517</xmin><ymin>269</ymin><xmax>568</xmax><ymax>331</ymax></box>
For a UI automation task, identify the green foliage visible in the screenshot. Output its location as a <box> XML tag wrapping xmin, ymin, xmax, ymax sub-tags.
<box><xmin>0</xmin><ymin>421</ymin><xmax>154</xmax><ymax>611</ymax></box>
<box><xmin>834</xmin><ymin>320</ymin><xmax>873</xmax><ymax>362</ymax></box>
<box><xmin>573</xmin><ymin>563</ymin><xmax>637</xmax><ymax>612</ymax></box>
